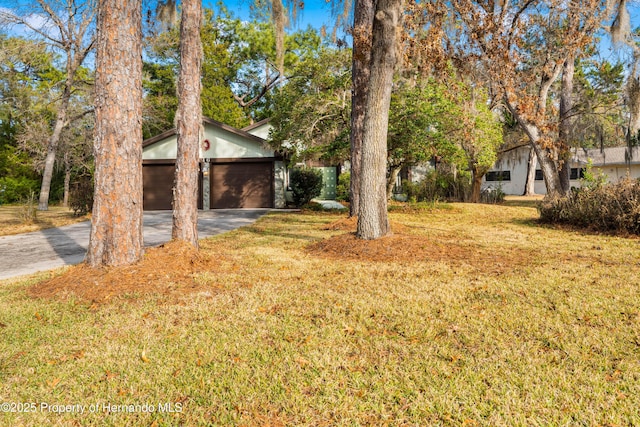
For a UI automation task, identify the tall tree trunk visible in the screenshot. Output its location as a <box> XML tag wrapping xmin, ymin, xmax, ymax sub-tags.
<box><xmin>356</xmin><ymin>0</ymin><xmax>402</xmax><ymax>240</ymax></box>
<box><xmin>349</xmin><ymin>0</ymin><xmax>374</xmax><ymax>217</ymax></box>
<box><xmin>38</xmin><ymin>85</ymin><xmax>71</xmax><ymax>211</ymax></box>
<box><xmin>386</xmin><ymin>164</ymin><xmax>402</xmax><ymax>200</ymax></box>
<box><xmin>470</xmin><ymin>166</ymin><xmax>482</xmax><ymax>203</ymax></box>
<box><xmin>172</xmin><ymin>0</ymin><xmax>202</xmax><ymax>247</ymax></box>
<box><xmin>558</xmin><ymin>55</ymin><xmax>574</xmax><ymax>194</ymax></box>
<box><xmin>87</xmin><ymin>0</ymin><xmax>144</xmax><ymax>267</ymax></box>
<box><xmin>63</xmin><ymin>152</ymin><xmax>71</xmax><ymax>208</ymax></box>
<box><xmin>523</xmin><ymin>145</ymin><xmax>537</xmax><ymax>196</ymax></box>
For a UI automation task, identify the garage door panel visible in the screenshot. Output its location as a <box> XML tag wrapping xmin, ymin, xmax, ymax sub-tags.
<box><xmin>143</xmin><ymin>163</ymin><xmax>174</xmax><ymax>210</ymax></box>
<box><xmin>211</xmin><ymin>162</ymin><xmax>273</xmax><ymax>208</ymax></box>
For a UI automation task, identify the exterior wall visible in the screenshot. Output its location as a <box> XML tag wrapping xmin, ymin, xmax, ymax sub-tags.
<box><xmin>274</xmin><ymin>161</ymin><xmax>286</xmax><ymax>208</ymax></box>
<box><xmin>143</xmin><ymin>136</ymin><xmax>178</xmax><ymax>160</ymax></box>
<box><xmin>483</xmin><ymin>146</ymin><xmax>640</xmax><ymax>195</ymax></box>
<box><xmin>202</xmin><ymin>126</ymin><xmax>274</xmax><ymax>159</ymax></box>
<box><xmin>244</xmin><ymin>122</ymin><xmax>272</xmax><ymax>140</ymax></box>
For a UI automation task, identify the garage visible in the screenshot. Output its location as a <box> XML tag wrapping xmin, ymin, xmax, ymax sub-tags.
<box><xmin>142</xmin><ymin>117</ymin><xmax>285</xmax><ymax>210</ymax></box>
<box><xmin>142</xmin><ymin>161</ymin><xmax>175</xmax><ymax>210</ymax></box>
<box><xmin>143</xmin><ymin>161</ymin><xmax>203</xmax><ymax>210</ymax></box>
<box><xmin>210</xmin><ymin>161</ymin><xmax>273</xmax><ymax>209</ymax></box>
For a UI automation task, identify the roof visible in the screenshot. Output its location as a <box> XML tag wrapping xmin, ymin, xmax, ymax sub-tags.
<box><xmin>241</xmin><ymin>118</ymin><xmax>271</xmax><ymax>133</ymax></box>
<box><xmin>572</xmin><ymin>146</ymin><xmax>640</xmax><ymax>166</ymax></box>
<box><xmin>143</xmin><ymin>117</ymin><xmax>267</xmax><ymax>148</ymax></box>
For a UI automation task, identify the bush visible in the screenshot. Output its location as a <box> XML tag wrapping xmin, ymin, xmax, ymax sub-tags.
<box><xmin>336</xmin><ymin>172</ymin><xmax>350</xmax><ymax>202</ymax></box>
<box><xmin>289</xmin><ymin>168</ymin><xmax>323</xmax><ymax>208</ymax></box>
<box><xmin>69</xmin><ymin>178</ymin><xmax>94</xmax><ymax>216</ymax></box>
<box><xmin>402</xmin><ymin>171</ymin><xmax>470</xmax><ymax>203</ymax></box>
<box><xmin>18</xmin><ymin>192</ymin><xmax>38</xmax><ymax>223</ymax></box>
<box><xmin>0</xmin><ymin>176</ymin><xmax>39</xmax><ymax>205</ymax></box>
<box><xmin>480</xmin><ymin>185</ymin><xmax>505</xmax><ymax>204</ymax></box>
<box><xmin>538</xmin><ymin>178</ymin><xmax>640</xmax><ymax>234</ymax></box>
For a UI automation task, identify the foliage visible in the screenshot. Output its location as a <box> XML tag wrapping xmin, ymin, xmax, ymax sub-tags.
<box><xmin>0</xmin><ymin>176</ymin><xmax>39</xmax><ymax>205</ymax></box>
<box><xmin>336</xmin><ymin>172</ymin><xmax>350</xmax><ymax>202</ymax></box>
<box><xmin>538</xmin><ymin>178</ymin><xmax>640</xmax><ymax>234</ymax></box>
<box><xmin>144</xmin><ymin>6</ymin><xmax>324</xmax><ymax>128</ymax></box>
<box><xmin>571</xmin><ymin>59</ymin><xmax>626</xmax><ymax>149</ymax></box>
<box><xmin>289</xmin><ymin>167</ymin><xmax>323</xmax><ymax>207</ymax></box>
<box><xmin>580</xmin><ymin>159</ymin><xmax>608</xmax><ymax>189</ymax></box>
<box><xmin>480</xmin><ymin>185</ymin><xmax>505</xmax><ymax>204</ymax></box>
<box><xmin>402</xmin><ymin>171</ymin><xmax>470</xmax><ymax>203</ymax></box>
<box><xmin>269</xmin><ymin>47</ymin><xmax>352</xmax><ymax>164</ymax></box>
<box><xmin>17</xmin><ymin>191</ymin><xmax>37</xmax><ymax>223</ymax></box>
<box><xmin>68</xmin><ymin>176</ymin><xmax>93</xmax><ymax>217</ymax></box>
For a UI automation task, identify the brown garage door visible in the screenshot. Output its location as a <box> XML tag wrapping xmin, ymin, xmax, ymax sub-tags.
<box><xmin>143</xmin><ymin>162</ymin><xmax>175</xmax><ymax>210</ymax></box>
<box><xmin>211</xmin><ymin>162</ymin><xmax>273</xmax><ymax>208</ymax></box>
<box><xmin>143</xmin><ymin>162</ymin><xmax>203</xmax><ymax>210</ymax></box>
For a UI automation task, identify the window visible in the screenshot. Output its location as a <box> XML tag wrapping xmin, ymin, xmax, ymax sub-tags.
<box><xmin>570</xmin><ymin>168</ymin><xmax>585</xmax><ymax>180</ymax></box>
<box><xmin>535</xmin><ymin>169</ymin><xmax>543</xmax><ymax>181</ymax></box>
<box><xmin>536</xmin><ymin>168</ymin><xmax>585</xmax><ymax>181</ymax></box>
<box><xmin>485</xmin><ymin>171</ymin><xmax>511</xmax><ymax>181</ymax></box>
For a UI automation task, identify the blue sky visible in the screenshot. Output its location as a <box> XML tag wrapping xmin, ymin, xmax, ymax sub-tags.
<box><xmin>209</xmin><ymin>0</ymin><xmax>342</xmax><ymax>31</ymax></box>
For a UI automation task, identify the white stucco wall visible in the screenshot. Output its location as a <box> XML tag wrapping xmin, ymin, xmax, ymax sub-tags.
<box><xmin>143</xmin><ymin>136</ymin><xmax>178</xmax><ymax>160</ymax></box>
<box><xmin>202</xmin><ymin>126</ymin><xmax>274</xmax><ymax>159</ymax></box>
<box><xmin>482</xmin><ymin>146</ymin><xmax>640</xmax><ymax>195</ymax></box>
<box><xmin>244</xmin><ymin>122</ymin><xmax>272</xmax><ymax>140</ymax></box>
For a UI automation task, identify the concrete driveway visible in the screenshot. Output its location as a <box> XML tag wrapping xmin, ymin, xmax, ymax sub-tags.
<box><xmin>0</xmin><ymin>209</ymin><xmax>268</xmax><ymax>281</ymax></box>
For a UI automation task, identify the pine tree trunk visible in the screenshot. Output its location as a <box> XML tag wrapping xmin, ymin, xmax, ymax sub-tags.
<box><xmin>523</xmin><ymin>146</ymin><xmax>537</xmax><ymax>196</ymax></box>
<box><xmin>87</xmin><ymin>0</ymin><xmax>144</xmax><ymax>267</ymax></box>
<box><xmin>356</xmin><ymin>0</ymin><xmax>402</xmax><ymax>240</ymax></box>
<box><xmin>558</xmin><ymin>56</ymin><xmax>574</xmax><ymax>194</ymax></box>
<box><xmin>349</xmin><ymin>0</ymin><xmax>374</xmax><ymax>218</ymax></box>
<box><xmin>172</xmin><ymin>0</ymin><xmax>202</xmax><ymax>247</ymax></box>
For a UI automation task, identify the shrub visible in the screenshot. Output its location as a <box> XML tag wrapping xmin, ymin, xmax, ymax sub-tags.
<box><xmin>401</xmin><ymin>171</ymin><xmax>470</xmax><ymax>203</ymax></box>
<box><xmin>18</xmin><ymin>192</ymin><xmax>38</xmax><ymax>223</ymax></box>
<box><xmin>289</xmin><ymin>168</ymin><xmax>323</xmax><ymax>208</ymax></box>
<box><xmin>480</xmin><ymin>185</ymin><xmax>505</xmax><ymax>204</ymax></box>
<box><xmin>69</xmin><ymin>178</ymin><xmax>94</xmax><ymax>216</ymax></box>
<box><xmin>0</xmin><ymin>176</ymin><xmax>39</xmax><ymax>205</ymax></box>
<box><xmin>538</xmin><ymin>178</ymin><xmax>640</xmax><ymax>234</ymax></box>
<box><xmin>336</xmin><ymin>172</ymin><xmax>350</xmax><ymax>202</ymax></box>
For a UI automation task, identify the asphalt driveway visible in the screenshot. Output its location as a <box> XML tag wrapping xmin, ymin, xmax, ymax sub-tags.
<box><xmin>0</xmin><ymin>209</ymin><xmax>268</xmax><ymax>281</ymax></box>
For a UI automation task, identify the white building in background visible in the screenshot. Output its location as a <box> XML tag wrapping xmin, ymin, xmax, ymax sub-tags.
<box><xmin>482</xmin><ymin>146</ymin><xmax>640</xmax><ymax>195</ymax></box>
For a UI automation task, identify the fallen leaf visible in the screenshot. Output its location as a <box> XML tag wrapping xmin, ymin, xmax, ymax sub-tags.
<box><xmin>46</xmin><ymin>378</ymin><xmax>61</xmax><ymax>389</ymax></box>
<box><xmin>141</xmin><ymin>350</ymin><xmax>150</xmax><ymax>363</ymax></box>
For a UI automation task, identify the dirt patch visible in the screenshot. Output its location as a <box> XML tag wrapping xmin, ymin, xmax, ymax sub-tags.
<box><xmin>307</xmin><ymin>231</ymin><xmax>531</xmax><ymax>272</ymax></box>
<box><xmin>28</xmin><ymin>240</ymin><xmax>228</xmax><ymax>303</ymax></box>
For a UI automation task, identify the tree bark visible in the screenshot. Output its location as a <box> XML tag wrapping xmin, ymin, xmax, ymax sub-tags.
<box><xmin>63</xmin><ymin>153</ymin><xmax>71</xmax><ymax>208</ymax></box>
<box><xmin>87</xmin><ymin>0</ymin><xmax>144</xmax><ymax>267</ymax></box>
<box><xmin>558</xmin><ymin>55</ymin><xmax>574</xmax><ymax>194</ymax></box>
<box><xmin>470</xmin><ymin>166</ymin><xmax>482</xmax><ymax>203</ymax></box>
<box><xmin>38</xmin><ymin>89</ymin><xmax>70</xmax><ymax>210</ymax></box>
<box><xmin>356</xmin><ymin>0</ymin><xmax>402</xmax><ymax>240</ymax></box>
<box><xmin>523</xmin><ymin>145</ymin><xmax>537</xmax><ymax>196</ymax></box>
<box><xmin>349</xmin><ymin>0</ymin><xmax>374</xmax><ymax>217</ymax></box>
<box><xmin>172</xmin><ymin>0</ymin><xmax>202</xmax><ymax>247</ymax></box>
<box><xmin>386</xmin><ymin>164</ymin><xmax>402</xmax><ymax>200</ymax></box>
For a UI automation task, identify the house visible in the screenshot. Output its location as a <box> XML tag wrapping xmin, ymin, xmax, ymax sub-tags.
<box><xmin>142</xmin><ymin>117</ymin><xmax>286</xmax><ymax>210</ymax></box>
<box><xmin>482</xmin><ymin>145</ymin><xmax>640</xmax><ymax>195</ymax></box>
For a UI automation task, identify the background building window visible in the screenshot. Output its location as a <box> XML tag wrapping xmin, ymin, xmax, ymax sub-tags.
<box><xmin>485</xmin><ymin>171</ymin><xmax>511</xmax><ymax>181</ymax></box>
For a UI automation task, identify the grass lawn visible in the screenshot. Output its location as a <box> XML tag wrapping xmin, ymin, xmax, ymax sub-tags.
<box><xmin>0</xmin><ymin>205</ymin><xmax>89</xmax><ymax>236</ymax></box>
<box><xmin>0</xmin><ymin>200</ymin><xmax>638</xmax><ymax>426</ymax></box>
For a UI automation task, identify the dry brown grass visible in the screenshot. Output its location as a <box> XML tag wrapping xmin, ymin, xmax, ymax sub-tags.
<box><xmin>1</xmin><ymin>201</ymin><xmax>639</xmax><ymax>426</ymax></box>
<box><xmin>0</xmin><ymin>205</ymin><xmax>89</xmax><ymax>236</ymax></box>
